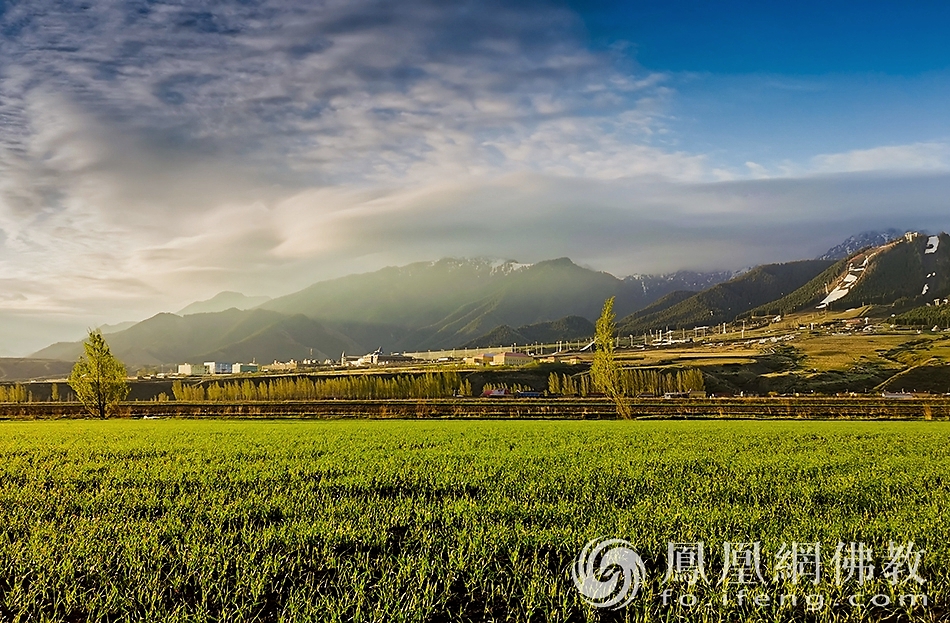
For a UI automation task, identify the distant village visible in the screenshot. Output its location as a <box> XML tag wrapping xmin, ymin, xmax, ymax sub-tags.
<box><xmin>169</xmin><ymin>347</ymin><xmax>583</xmax><ymax>378</ymax></box>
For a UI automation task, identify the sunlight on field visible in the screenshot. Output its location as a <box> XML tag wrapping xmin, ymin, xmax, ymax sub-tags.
<box><xmin>1</xmin><ymin>420</ymin><xmax>947</xmax><ymax>622</ymax></box>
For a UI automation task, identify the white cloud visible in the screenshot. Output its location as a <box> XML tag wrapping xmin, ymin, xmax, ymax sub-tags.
<box><xmin>809</xmin><ymin>142</ymin><xmax>950</xmax><ymax>174</ymax></box>
<box><xmin>1</xmin><ymin>1</ymin><xmax>950</xmax><ymax>355</ymax></box>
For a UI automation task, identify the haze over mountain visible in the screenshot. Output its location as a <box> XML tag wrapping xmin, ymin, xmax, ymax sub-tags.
<box><xmin>177</xmin><ymin>292</ymin><xmax>272</xmax><ymax>316</ymax></box>
<box><xmin>259</xmin><ymin>258</ymin><xmax>734</xmax><ymax>352</ymax></box>
<box><xmin>33</xmin><ymin>309</ymin><xmax>360</xmax><ymax>367</ymax></box>
<box><xmin>31</xmin><ymin>258</ymin><xmax>732</xmax><ymax>366</ymax></box>
<box><xmin>25</xmin><ymin>232</ymin><xmax>950</xmax><ymax>368</ymax></box>
<box><xmin>460</xmin><ymin>316</ymin><xmax>595</xmax><ymax>350</ymax></box>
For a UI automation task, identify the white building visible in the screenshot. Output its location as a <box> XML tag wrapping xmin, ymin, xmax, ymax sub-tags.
<box><xmin>177</xmin><ymin>363</ymin><xmax>202</xmax><ymax>376</ymax></box>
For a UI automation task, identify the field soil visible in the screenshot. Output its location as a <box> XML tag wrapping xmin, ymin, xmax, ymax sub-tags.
<box><xmin>1</xmin><ymin>397</ymin><xmax>950</xmax><ymax>420</ymax></box>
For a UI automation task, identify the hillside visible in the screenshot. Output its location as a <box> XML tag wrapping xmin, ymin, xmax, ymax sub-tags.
<box><xmin>30</xmin><ymin>257</ymin><xmax>731</xmax><ymax>365</ymax></box>
<box><xmin>616</xmin><ymin>290</ymin><xmax>698</xmax><ymax>328</ymax></box>
<box><xmin>743</xmin><ymin>258</ymin><xmax>850</xmax><ymax>318</ymax></box>
<box><xmin>0</xmin><ymin>358</ymin><xmax>74</xmax><ymax>381</ymax></box>
<box><xmin>616</xmin><ymin>260</ymin><xmax>835</xmax><ymax>333</ymax></box>
<box><xmin>263</xmin><ymin>258</ymin><xmax>731</xmax><ymax>351</ymax></box>
<box><xmin>749</xmin><ymin>232</ymin><xmax>950</xmax><ymax>318</ymax></box>
<box><xmin>177</xmin><ymin>291</ymin><xmax>271</xmax><ymax>315</ymax></box>
<box><xmin>841</xmin><ymin>232</ymin><xmax>950</xmax><ymax>306</ymax></box>
<box><xmin>460</xmin><ymin>315</ymin><xmax>595</xmax><ymax>349</ymax></box>
<box><xmin>32</xmin><ymin>309</ymin><xmax>360</xmax><ymax>367</ymax></box>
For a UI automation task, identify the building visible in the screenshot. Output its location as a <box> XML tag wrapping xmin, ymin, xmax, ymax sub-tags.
<box><xmin>177</xmin><ymin>363</ymin><xmax>202</xmax><ymax>376</ymax></box>
<box><xmin>231</xmin><ymin>363</ymin><xmax>259</xmax><ymax>374</ymax></box>
<box><xmin>464</xmin><ymin>353</ymin><xmax>496</xmax><ymax>366</ymax></box>
<box><xmin>340</xmin><ymin>353</ymin><xmax>362</xmax><ymax>367</ymax></box>
<box><xmin>357</xmin><ymin>349</ymin><xmax>416</xmax><ymax>366</ymax></box>
<box><xmin>262</xmin><ymin>360</ymin><xmax>298</xmax><ymax>373</ymax></box>
<box><xmin>537</xmin><ymin>354</ymin><xmax>581</xmax><ymax>365</ymax></box>
<box><xmin>491</xmin><ymin>352</ymin><xmax>534</xmax><ymax>366</ymax></box>
<box><xmin>204</xmin><ymin>362</ymin><xmax>233</xmax><ymax>375</ymax></box>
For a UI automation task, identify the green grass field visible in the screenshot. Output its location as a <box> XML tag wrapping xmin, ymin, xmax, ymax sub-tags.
<box><xmin>1</xmin><ymin>420</ymin><xmax>948</xmax><ymax>622</ymax></box>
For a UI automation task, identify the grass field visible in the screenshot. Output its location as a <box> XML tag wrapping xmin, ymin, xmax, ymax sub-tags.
<box><xmin>1</xmin><ymin>420</ymin><xmax>948</xmax><ymax>622</ymax></box>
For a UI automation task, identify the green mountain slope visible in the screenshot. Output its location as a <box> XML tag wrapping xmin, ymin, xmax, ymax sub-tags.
<box><xmin>460</xmin><ymin>315</ymin><xmax>595</xmax><ymax>349</ymax></box>
<box><xmin>616</xmin><ymin>290</ymin><xmax>699</xmax><ymax>330</ymax></box>
<box><xmin>748</xmin><ymin>232</ymin><xmax>950</xmax><ymax>318</ymax></box>
<box><xmin>843</xmin><ymin>233</ymin><xmax>950</xmax><ymax>306</ymax></box>
<box><xmin>401</xmin><ymin>259</ymin><xmax>632</xmax><ymax>349</ymax></box>
<box><xmin>262</xmin><ymin>258</ymin><xmax>731</xmax><ymax>351</ymax></box>
<box><xmin>261</xmin><ymin>258</ymin><xmax>515</xmax><ymax>328</ymax></box>
<box><xmin>30</xmin><ymin>258</ymin><xmax>734</xmax><ymax>364</ymax></box>
<box><xmin>32</xmin><ymin>309</ymin><xmax>360</xmax><ymax>366</ymax></box>
<box><xmin>743</xmin><ymin>259</ymin><xmax>850</xmax><ymax>318</ymax></box>
<box><xmin>0</xmin><ymin>358</ymin><xmax>75</xmax><ymax>381</ymax></box>
<box><xmin>617</xmin><ymin>260</ymin><xmax>835</xmax><ymax>333</ymax></box>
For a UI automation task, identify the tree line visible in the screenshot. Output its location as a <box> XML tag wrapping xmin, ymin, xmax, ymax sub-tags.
<box><xmin>893</xmin><ymin>305</ymin><xmax>950</xmax><ymax>328</ymax></box>
<box><xmin>172</xmin><ymin>372</ymin><xmax>473</xmax><ymax>402</ymax></box>
<box><xmin>548</xmin><ymin>368</ymin><xmax>703</xmax><ymax>397</ymax></box>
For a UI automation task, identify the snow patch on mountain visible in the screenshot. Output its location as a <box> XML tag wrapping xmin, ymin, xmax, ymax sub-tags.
<box><xmin>817</xmin><ymin>253</ymin><xmax>874</xmax><ymax>309</ymax></box>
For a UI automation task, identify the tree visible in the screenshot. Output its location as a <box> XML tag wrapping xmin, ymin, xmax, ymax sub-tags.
<box><xmin>68</xmin><ymin>330</ymin><xmax>130</xmax><ymax>418</ymax></box>
<box><xmin>591</xmin><ymin>297</ymin><xmax>631</xmax><ymax>419</ymax></box>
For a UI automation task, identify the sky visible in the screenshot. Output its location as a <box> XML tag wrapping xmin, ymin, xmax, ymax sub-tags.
<box><xmin>2</xmin><ymin>0</ymin><xmax>950</xmax><ymax>355</ymax></box>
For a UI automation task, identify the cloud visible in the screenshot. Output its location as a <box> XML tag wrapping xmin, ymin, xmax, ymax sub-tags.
<box><xmin>809</xmin><ymin>142</ymin><xmax>950</xmax><ymax>174</ymax></box>
<box><xmin>1</xmin><ymin>1</ymin><xmax>950</xmax><ymax>355</ymax></box>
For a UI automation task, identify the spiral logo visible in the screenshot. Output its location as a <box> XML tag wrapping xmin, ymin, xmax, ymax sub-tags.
<box><xmin>571</xmin><ymin>537</ymin><xmax>647</xmax><ymax>609</ymax></box>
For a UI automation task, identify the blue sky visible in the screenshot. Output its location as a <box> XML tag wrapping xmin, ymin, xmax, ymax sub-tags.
<box><xmin>574</xmin><ymin>1</ymin><xmax>950</xmax><ymax>74</ymax></box>
<box><xmin>1</xmin><ymin>0</ymin><xmax>949</xmax><ymax>354</ymax></box>
<box><xmin>572</xmin><ymin>0</ymin><xmax>950</xmax><ymax>170</ymax></box>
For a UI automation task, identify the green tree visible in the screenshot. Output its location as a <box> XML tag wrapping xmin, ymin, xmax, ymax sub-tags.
<box><xmin>68</xmin><ymin>330</ymin><xmax>130</xmax><ymax>418</ymax></box>
<box><xmin>592</xmin><ymin>297</ymin><xmax>631</xmax><ymax>418</ymax></box>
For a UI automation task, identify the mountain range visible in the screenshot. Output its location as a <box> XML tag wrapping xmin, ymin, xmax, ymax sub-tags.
<box><xmin>29</xmin><ymin>229</ymin><xmax>950</xmax><ymax>369</ymax></box>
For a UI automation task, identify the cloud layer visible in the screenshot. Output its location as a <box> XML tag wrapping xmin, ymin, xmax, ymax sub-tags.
<box><xmin>1</xmin><ymin>0</ymin><xmax>949</xmax><ymax>355</ymax></box>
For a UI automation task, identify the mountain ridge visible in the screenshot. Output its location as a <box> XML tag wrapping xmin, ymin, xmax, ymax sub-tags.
<box><xmin>30</xmin><ymin>230</ymin><xmax>937</xmax><ymax>367</ymax></box>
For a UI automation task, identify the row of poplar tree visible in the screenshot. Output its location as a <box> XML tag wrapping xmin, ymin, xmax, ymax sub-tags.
<box><xmin>1</xmin><ymin>369</ymin><xmax>703</xmax><ymax>403</ymax></box>
<box><xmin>548</xmin><ymin>368</ymin><xmax>704</xmax><ymax>397</ymax></box>
<box><xmin>171</xmin><ymin>372</ymin><xmax>474</xmax><ymax>402</ymax></box>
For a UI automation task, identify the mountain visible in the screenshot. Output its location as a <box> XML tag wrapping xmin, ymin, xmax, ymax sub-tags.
<box><xmin>96</xmin><ymin>320</ymin><xmax>139</xmax><ymax>334</ymax></box>
<box><xmin>261</xmin><ymin>258</ymin><xmax>733</xmax><ymax>351</ymax></box>
<box><xmin>753</xmin><ymin>232</ymin><xmax>950</xmax><ymax>315</ymax></box>
<box><xmin>742</xmin><ymin>259</ymin><xmax>850</xmax><ymax>318</ymax></box>
<box><xmin>29</xmin><ymin>257</ymin><xmax>732</xmax><ymax>365</ymax></box>
<box><xmin>0</xmin><ymin>358</ymin><xmax>74</xmax><ymax>381</ymax></box>
<box><xmin>623</xmin><ymin>270</ymin><xmax>738</xmax><ymax>295</ymax></box>
<box><xmin>620</xmin><ymin>290</ymin><xmax>698</xmax><ymax>322</ymax></box>
<box><xmin>817</xmin><ymin>229</ymin><xmax>903</xmax><ymax>261</ymax></box>
<box><xmin>32</xmin><ymin>309</ymin><xmax>360</xmax><ymax>366</ymax></box>
<box><xmin>616</xmin><ymin>260</ymin><xmax>835</xmax><ymax>333</ymax></box>
<box><xmin>460</xmin><ymin>315</ymin><xmax>595</xmax><ymax>349</ymax></box>
<box><xmin>176</xmin><ymin>291</ymin><xmax>272</xmax><ymax>315</ymax></box>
